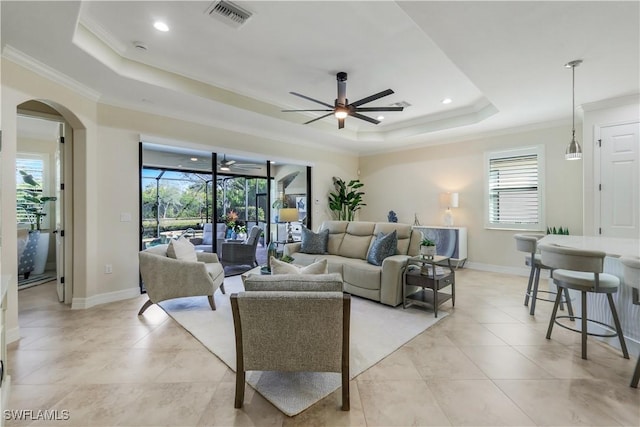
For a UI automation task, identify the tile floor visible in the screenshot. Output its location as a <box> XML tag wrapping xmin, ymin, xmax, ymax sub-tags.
<box><xmin>6</xmin><ymin>269</ymin><xmax>640</xmax><ymax>426</ymax></box>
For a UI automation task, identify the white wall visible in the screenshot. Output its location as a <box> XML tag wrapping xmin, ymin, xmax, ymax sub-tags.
<box><xmin>359</xmin><ymin>125</ymin><xmax>584</xmax><ymax>271</ymax></box>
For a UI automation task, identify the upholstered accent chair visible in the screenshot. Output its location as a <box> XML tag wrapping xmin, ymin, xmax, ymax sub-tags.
<box><xmin>220</xmin><ymin>225</ymin><xmax>261</xmax><ymax>269</ymax></box>
<box><xmin>138</xmin><ymin>243</ymin><xmax>225</xmax><ymax>315</ymax></box>
<box><xmin>231</xmin><ymin>273</ymin><xmax>350</xmax><ymax>411</ymax></box>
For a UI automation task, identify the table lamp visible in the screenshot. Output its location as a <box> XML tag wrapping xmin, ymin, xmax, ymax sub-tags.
<box><xmin>441</xmin><ymin>192</ymin><xmax>459</xmax><ymax>227</ymax></box>
<box><xmin>279</xmin><ymin>208</ymin><xmax>299</xmax><ymax>242</ymax></box>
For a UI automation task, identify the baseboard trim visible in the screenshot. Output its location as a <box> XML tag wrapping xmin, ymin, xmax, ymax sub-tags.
<box><xmin>465</xmin><ymin>262</ymin><xmax>550</xmax><ymax>279</ymax></box>
<box><xmin>6</xmin><ymin>327</ymin><xmax>20</xmax><ymax>344</ymax></box>
<box><xmin>71</xmin><ymin>287</ymin><xmax>141</xmax><ymax>309</ymax></box>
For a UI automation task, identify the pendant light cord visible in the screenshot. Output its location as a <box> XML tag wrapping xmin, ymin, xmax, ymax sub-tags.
<box><xmin>572</xmin><ymin>63</ymin><xmax>576</xmax><ymax>138</ymax></box>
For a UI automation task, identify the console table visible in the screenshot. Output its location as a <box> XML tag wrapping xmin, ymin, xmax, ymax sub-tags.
<box><xmin>412</xmin><ymin>226</ymin><xmax>467</xmax><ymax>267</ymax></box>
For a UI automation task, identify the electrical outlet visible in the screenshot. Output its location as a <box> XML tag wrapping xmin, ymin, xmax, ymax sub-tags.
<box><xmin>105</xmin><ymin>264</ymin><xmax>113</xmax><ymax>274</ymax></box>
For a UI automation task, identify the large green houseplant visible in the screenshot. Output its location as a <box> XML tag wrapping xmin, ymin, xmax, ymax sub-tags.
<box><xmin>328</xmin><ymin>177</ymin><xmax>366</xmax><ymax>221</ymax></box>
<box><xmin>17</xmin><ymin>170</ymin><xmax>57</xmax><ymax>277</ymax></box>
<box><xmin>18</xmin><ymin>170</ymin><xmax>57</xmax><ymax>231</ymax></box>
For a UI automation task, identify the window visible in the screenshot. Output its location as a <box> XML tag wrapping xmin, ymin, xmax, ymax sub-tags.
<box><xmin>485</xmin><ymin>146</ymin><xmax>545</xmax><ymax>231</ymax></box>
<box><xmin>16</xmin><ymin>153</ymin><xmax>51</xmax><ymax>228</ymax></box>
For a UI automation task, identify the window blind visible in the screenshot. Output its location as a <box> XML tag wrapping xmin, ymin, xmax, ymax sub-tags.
<box><xmin>486</xmin><ymin>147</ymin><xmax>544</xmax><ymax>230</ymax></box>
<box><xmin>16</xmin><ymin>156</ymin><xmax>45</xmax><ymax>225</ymax></box>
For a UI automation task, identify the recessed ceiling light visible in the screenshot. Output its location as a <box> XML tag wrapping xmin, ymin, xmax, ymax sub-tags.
<box><xmin>442</xmin><ymin>98</ymin><xmax>452</xmax><ymax>104</ymax></box>
<box><xmin>190</xmin><ymin>157</ymin><xmax>198</xmax><ymax>162</ymax></box>
<box><xmin>377</xmin><ymin>115</ymin><xmax>385</xmax><ymax>121</ymax></box>
<box><xmin>153</xmin><ymin>21</ymin><xmax>169</xmax><ymax>32</ymax></box>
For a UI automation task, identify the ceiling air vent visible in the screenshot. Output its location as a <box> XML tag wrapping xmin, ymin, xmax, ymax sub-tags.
<box><xmin>205</xmin><ymin>1</ymin><xmax>253</xmax><ymax>28</ymax></box>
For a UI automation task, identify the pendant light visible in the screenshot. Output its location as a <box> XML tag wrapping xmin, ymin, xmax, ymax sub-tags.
<box><xmin>565</xmin><ymin>59</ymin><xmax>583</xmax><ymax>160</ymax></box>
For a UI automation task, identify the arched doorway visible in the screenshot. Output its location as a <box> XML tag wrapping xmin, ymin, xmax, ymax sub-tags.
<box><xmin>15</xmin><ymin>100</ymin><xmax>77</xmax><ymax>304</ymax></box>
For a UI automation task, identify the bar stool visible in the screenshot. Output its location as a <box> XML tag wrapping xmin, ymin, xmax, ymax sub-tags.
<box><xmin>620</xmin><ymin>255</ymin><xmax>640</xmax><ymax>388</ymax></box>
<box><xmin>514</xmin><ymin>234</ymin><xmax>573</xmax><ymax>316</ymax></box>
<box><xmin>539</xmin><ymin>243</ymin><xmax>629</xmax><ymax>360</ymax></box>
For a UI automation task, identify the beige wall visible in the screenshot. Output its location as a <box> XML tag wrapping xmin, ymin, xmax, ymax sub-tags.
<box><xmin>359</xmin><ymin>125</ymin><xmax>584</xmax><ymax>271</ymax></box>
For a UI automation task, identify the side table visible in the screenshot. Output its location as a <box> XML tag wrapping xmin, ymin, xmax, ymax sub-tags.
<box><xmin>403</xmin><ymin>255</ymin><xmax>455</xmax><ymax>317</ymax></box>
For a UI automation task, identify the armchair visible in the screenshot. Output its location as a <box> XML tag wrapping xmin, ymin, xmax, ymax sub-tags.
<box><xmin>220</xmin><ymin>225</ymin><xmax>261</xmax><ymax>269</ymax></box>
<box><xmin>138</xmin><ymin>243</ymin><xmax>225</xmax><ymax>315</ymax></box>
<box><xmin>231</xmin><ymin>273</ymin><xmax>350</xmax><ymax>410</ymax></box>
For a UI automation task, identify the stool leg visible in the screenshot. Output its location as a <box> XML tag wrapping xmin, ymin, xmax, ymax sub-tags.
<box><xmin>564</xmin><ymin>288</ymin><xmax>575</xmax><ymax>320</ymax></box>
<box><xmin>631</xmin><ymin>357</ymin><xmax>640</xmax><ymax>388</ymax></box>
<box><xmin>581</xmin><ymin>291</ymin><xmax>587</xmax><ymax>360</ymax></box>
<box><xmin>546</xmin><ymin>288</ymin><xmax>563</xmax><ymax>339</ymax></box>
<box><xmin>607</xmin><ymin>293</ymin><xmax>629</xmax><ymax>359</ymax></box>
<box><xmin>529</xmin><ymin>267</ymin><xmax>541</xmax><ymax>315</ymax></box>
<box><xmin>524</xmin><ymin>263</ymin><xmax>535</xmax><ymax>307</ymax></box>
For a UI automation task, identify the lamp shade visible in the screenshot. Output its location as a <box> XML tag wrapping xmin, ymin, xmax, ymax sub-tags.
<box><xmin>448</xmin><ymin>192</ymin><xmax>459</xmax><ymax>208</ymax></box>
<box><xmin>279</xmin><ymin>208</ymin><xmax>298</xmax><ymax>223</ymax></box>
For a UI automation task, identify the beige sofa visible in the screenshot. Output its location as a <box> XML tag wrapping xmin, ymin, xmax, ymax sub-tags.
<box><xmin>284</xmin><ymin>221</ymin><xmax>421</xmax><ymax>306</ymax></box>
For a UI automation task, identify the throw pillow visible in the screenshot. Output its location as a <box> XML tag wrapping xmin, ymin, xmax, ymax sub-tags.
<box><xmin>166</xmin><ymin>237</ymin><xmax>198</xmax><ymax>262</ymax></box>
<box><xmin>367</xmin><ymin>230</ymin><xmax>398</xmax><ymax>266</ymax></box>
<box><xmin>300</xmin><ymin>227</ymin><xmax>329</xmax><ymax>254</ymax></box>
<box><xmin>270</xmin><ymin>256</ymin><xmax>328</xmax><ymax>275</ymax></box>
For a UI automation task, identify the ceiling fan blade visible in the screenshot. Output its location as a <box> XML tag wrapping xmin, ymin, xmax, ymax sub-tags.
<box><xmin>303</xmin><ymin>112</ymin><xmax>334</xmax><ymax>125</ymax></box>
<box><xmin>351</xmin><ymin>112</ymin><xmax>380</xmax><ymax>125</ymax></box>
<box><xmin>281</xmin><ymin>109</ymin><xmax>333</xmax><ymax>112</ymax></box>
<box><xmin>338</xmin><ymin>118</ymin><xmax>345</xmax><ymax>129</ymax></box>
<box><xmin>290</xmin><ymin>92</ymin><xmax>334</xmax><ymax>109</ymax></box>
<box><xmin>350</xmin><ymin>89</ymin><xmax>394</xmax><ymax>107</ymax></box>
<box><xmin>354</xmin><ymin>106</ymin><xmax>404</xmax><ymax>112</ymax></box>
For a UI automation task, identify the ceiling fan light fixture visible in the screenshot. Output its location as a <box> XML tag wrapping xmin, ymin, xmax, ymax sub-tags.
<box><xmin>334</xmin><ymin>107</ymin><xmax>348</xmax><ymax>119</ymax></box>
<box><xmin>220</xmin><ymin>165</ymin><xmax>230</xmax><ymax>171</ymax></box>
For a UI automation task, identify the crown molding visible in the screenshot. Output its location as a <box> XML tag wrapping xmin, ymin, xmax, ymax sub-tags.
<box><xmin>581</xmin><ymin>94</ymin><xmax>640</xmax><ymax>112</ymax></box>
<box><xmin>2</xmin><ymin>45</ymin><xmax>102</xmax><ymax>102</ymax></box>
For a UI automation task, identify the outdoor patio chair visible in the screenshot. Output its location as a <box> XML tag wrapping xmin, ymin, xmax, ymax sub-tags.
<box><xmin>220</xmin><ymin>225</ymin><xmax>261</xmax><ymax>269</ymax></box>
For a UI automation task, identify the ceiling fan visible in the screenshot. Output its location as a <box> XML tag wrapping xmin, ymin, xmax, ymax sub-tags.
<box><xmin>217</xmin><ymin>155</ymin><xmax>262</xmax><ymax>172</ymax></box>
<box><xmin>282</xmin><ymin>72</ymin><xmax>404</xmax><ymax>129</ymax></box>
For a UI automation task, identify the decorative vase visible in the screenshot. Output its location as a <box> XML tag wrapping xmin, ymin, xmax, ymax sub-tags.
<box><xmin>32</xmin><ymin>231</ymin><xmax>50</xmax><ymax>275</ymax></box>
<box><xmin>420</xmin><ymin>245</ymin><xmax>437</xmax><ymax>259</ymax></box>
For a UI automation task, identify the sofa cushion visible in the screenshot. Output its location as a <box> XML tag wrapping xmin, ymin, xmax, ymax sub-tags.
<box><xmin>320</xmin><ymin>221</ymin><xmax>349</xmax><ymax>255</ymax></box>
<box><xmin>338</xmin><ymin>233</ymin><xmax>373</xmax><ymax>259</ymax></box>
<box><xmin>243</xmin><ymin>273</ymin><xmax>343</xmax><ymax>292</ymax></box>
<box><xmin>342</xmin><ymin>259</ymin><xmax>382</xmax><ymax>291</ymax></box>
<box><xmin>367</xmin><ymin>230</ymin><xmax>398</xmax><ymax>266</ymax></box>
<box><xmin>300</xmin><ymin>227</ymin><xmax>329</xmax><ymax>254</ymax></box>
<box><xmin>167</xmin><ymin>237</ymin><xmax>198</xmax><ymax>262</ymax></box>
<box><xmin>271</xmin><ymin>257</ymin><xmax>328</xmax><ymax>274</ymax></box>
<box><xmin>373</xmin><ymin>223</ymin><xmax>412</xmax><ymax>255</ymax></box>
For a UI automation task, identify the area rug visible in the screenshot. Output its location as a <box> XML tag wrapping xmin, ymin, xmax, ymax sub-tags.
<box><xmin>160</xmin><ymin>275</ymin><xmax>446</xmax><ymax>416</ymax></box>
<box><xmin>18</xmin><ymin>274</ymin><xmax>56</xmax><ymax>289</ymax></box>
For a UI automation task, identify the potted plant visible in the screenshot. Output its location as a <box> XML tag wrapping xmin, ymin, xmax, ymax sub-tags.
<box><xmin>419</xmin><ymin>237</ymin><xmax>437</xmax><ymax>259</ymax></box>
<box><xmin>17</xmin><ymin>170</ymin><xmax>57</xmax><ymax>276</ymax></box>
<box><xmin>328</xmin><ymin>177</ymin><xmax>366</xmax><ymax>221</ymax></box>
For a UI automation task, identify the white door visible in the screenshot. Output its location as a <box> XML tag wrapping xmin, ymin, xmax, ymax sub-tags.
<box><xmin>599</xmin><ymin>121</ymin><xmax>640</xmax><ymax>238</ymax></box>
<box><xmin>55</xmin><ymin>123</ymin><xmax>65</xmax><ymax>302</ymax></box>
